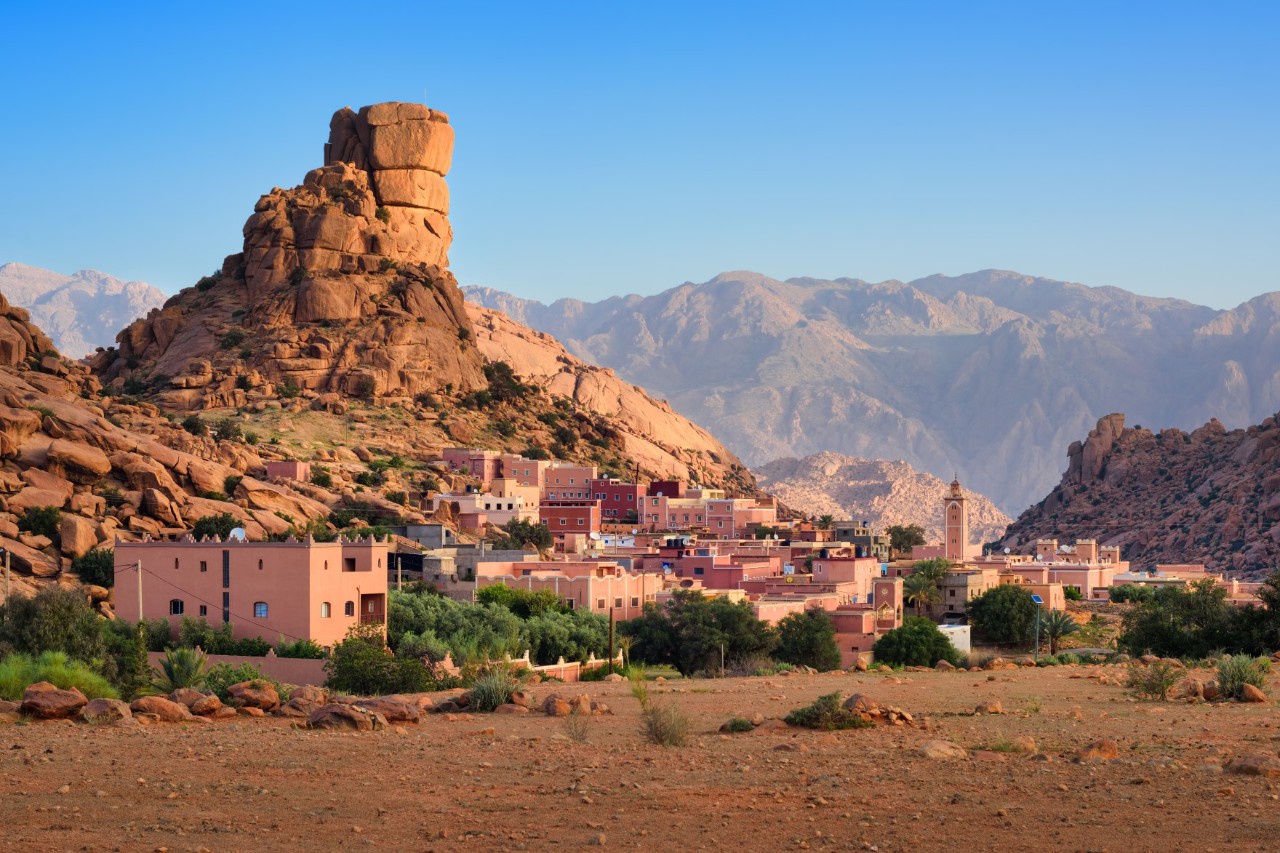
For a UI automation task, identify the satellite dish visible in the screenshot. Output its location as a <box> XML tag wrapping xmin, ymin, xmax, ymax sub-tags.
<box><xmin>228</xmin><ymin>527</ymin><xmax>247</xmax><ymax>542</ymax></box>
<box><xmin>1035</xmin><ymin>554</ymin><xmax>1043</xmax><ymax>562</ymax></box>
<box><xmin>589</xmin><ymin>532</ymin><xmax>602</xmax><ymax>541</ymax></box>
<box><xmin>630</xmin><ymin>529</ymin><xmax>638</xmax><ymax>535</ymax></box>
<box><xmin>1003</xmin><ymin>548</ymin><xmax>1011</xmax><ymax>555</ymax></box>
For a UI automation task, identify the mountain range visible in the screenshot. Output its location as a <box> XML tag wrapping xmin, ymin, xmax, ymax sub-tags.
<box><xmin>0</xmin><ymin>263</ymin><xmax>166</xmax><ymax>358</ymax></box>
<box><xmin>465</xmin><ymin>271</ymin><xmax>1280</xmax><ymax>514</ymax></box>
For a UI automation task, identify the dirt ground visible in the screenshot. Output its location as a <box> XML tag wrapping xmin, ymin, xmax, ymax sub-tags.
<box><xmin>1</xmin><ymin>665</ymin><xmax>1277</xmax><ymax>853</ymax></box>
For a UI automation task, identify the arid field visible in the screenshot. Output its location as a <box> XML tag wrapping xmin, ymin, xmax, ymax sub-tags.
<box><xmin>2</xmin><ymin>664</ymin><xmax>1277</xmax><ymax>852</ymax></box>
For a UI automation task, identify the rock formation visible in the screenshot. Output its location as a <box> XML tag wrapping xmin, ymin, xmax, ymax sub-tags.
<box><xmin>466</xmin><ymin>271</ymin><xmax>1280</xmax><ymax>514</ymax></box>
<box><xmin>1001</xmin><ymin>412</ymin><xmax>1280</xmax><ymax>578</ymax></box>
<box><xmin>753</xmin><ymin>451</ymin><xmax>1010</xmax><ymax>544</ymax></box>
<box><xmin>0</xmin><ymin>264</ymin><xmax>166</xmax><ymax>358</ymax></box>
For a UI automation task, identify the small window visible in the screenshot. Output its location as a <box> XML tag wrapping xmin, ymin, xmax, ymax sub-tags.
<box><xmin>577</xmin><ymin>519</ymin><xmax>585</xmax><ymax>526</ymax></box>
<box><xmin>631</xmin><ymin>597</ymin><xmax>639</xmax><ymax>608</ymax></box>
<box><xmin>324</xmin><ymin>560</ymin><xmax>328</xmax><ymax>570</ymax></box>
<box><xmin>596</xmin><ymin>599</ymin><xmax>605</xmax><ymax>609</ymax></box>
<box><xmin>199</xmin><ymin>561</ymin><xmax>207</xmax><ymax>573</ymax></box>
<box><xmin>173</xmin><ymin>558</ymin><xmax>179</xmax><ymax>570</ymax></box>
<box><xmin>258</xmin><ymin>559</ymin><xmax>264</xmax><ymax>570</ymax></box>
<box><xmin>199</xmin><ymin>605</ymin><xmax>208</xmax><ymax>617</ymax></box>
<box><xmin>169</xmin><ymin>599</ymin><xmax>184</xmax><ymax>615</ymax></box>
<box><xmin>694</xmin><ymin>567</ymin><xmax>704</xmax><ymax>576</ymax></box>
<box><xmin>344</xmin><ymin>601</ymin><xmax>355</xmax><ymax>617</ymax></box>
<box><xmin>614</xmin><ymin>597</ymin><xmax>622</xmax><ymax>609</ymax></box>
<box><xmin>367</xmin><ymin>600</ymin><xmax>377</xmax><ymax>613</ymax></box>
<box><xmin>321</xmin><ymin>602</ymin><xmax>331</xmax><ymax>618</ymax></box>
<box><xmin>949</xmin><ymin>589</ymin><xmax>956</xmax><ymax>597</ymax></box>
<box><xmin>254</xmin><ymin>601</ymin><xmax>268</xmax><ymax>618</ymax></box>
<box><xmin>560</xmin><ymin>519</ymin><xmax>567</xmax><ymax>526</ymax></box>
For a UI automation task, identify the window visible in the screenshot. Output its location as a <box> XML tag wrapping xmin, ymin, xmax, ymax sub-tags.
<box><xmin>367</xmin><ymin>599</ymin><xmax>377</xmax><ymax>614</ymax></box>
<box><xmin>596</xmin><ymin>599</ymin><xmax>605</xmax><ymax>609</ymax></box>
<box><xmin>631</xmin><ymin>597</ymin><xmax>639</xmax><ymax>608</ymax></box>
<box><xmin>560</xmin><ymin>519</ymin><xmax>567</xmax><ymax>526</ymax></box>
<box><xmin>627</xmin><ymin>494</ymin><xmax>633</xmax><ymax>502</ymax></box>
<box><xmin>258</xmin><ymin>559</ymin><xmax>263</xmax><ymax>571</ymax></box>
<box><xmin>174</xmin><ymin>558</ymin><xmax>179</xmax><ymax>570</ymax></box>
<box><xmin>614</xmin><ymin>597</ymin><xmax>622</xmax><ymax>609</ymax></box>
<box><xmin>169</xmin><ymin>599</ymin><xmax>184</xmax><ymax>615</ymax></box>
<box><xmin>577</xmin><ymin>519</ymin><xmax>585</xmax><ymax>526</ymax></box>
<box><xmin>344</xmin><ymin>601</ymin><xmax>355</xmax><ymax>617</ymax></box>
<box><xmin>199</xmin><ymin>605</ymin><xmax>207</xmax><ymax>617</ymax></box>
<box><xmin>254</xmin><ymin>601</ymin><xmax>268</xmax><ymax>618</ymax></box>
<box><xmin>343</xmin><ymin>557</ymin><xmax>356</xmax><ymax>572</ymax></box>
<box><xmin>320</xmin><ymin>602</ymin><xmax>331</xmax><ymax>618</ymax></box>
<box><xmin>199</xmin><ymin>560</ymin><xmax>207</xmax><ymax>573</ymax></box>
<box><xmin>948</xmin><ymin>589</ymin><xmax>956</xmax><ymax>597</ymax></box>
<box><xmin>694</xmin><ymin>567</ymin><xmax>704</xmax><ymax>576</ymax></box>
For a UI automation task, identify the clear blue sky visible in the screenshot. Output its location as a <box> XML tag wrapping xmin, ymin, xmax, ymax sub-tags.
<box><xmin>1</xmin><ymin>1</ymin><xmax>1276</xmax><ymax>308</ymax></box>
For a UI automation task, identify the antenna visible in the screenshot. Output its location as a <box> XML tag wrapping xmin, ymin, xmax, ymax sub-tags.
<box><xmin>589</xmin><ymin>532</ymin><xmax>602</xmax><ymax>541</ymax></box>
<box><xmin>229</xmin><ymin>527</ymin><xmax>247</xmax><ymax>542</ymax></box>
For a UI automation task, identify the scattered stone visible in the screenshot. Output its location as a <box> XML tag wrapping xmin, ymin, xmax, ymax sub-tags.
<box><xmin>79</xmin><ymin>698</ymin><xmax>131</xmax><ymax>723</ymax></box>
<box><xmin>1239</xmin><ymin>683</ymin><xmax>1270</xmax><ymax>704</ymax></box>
<box><xmin>129</xmin><ymin>696</ymin><xmax>194</xmax><ymax>723</ymax></box>
<box><xmin>917</xmin><ymin>741</ymin><xmax>969</xmax><ymax>760</ymax></box>
<box><xmin>1225</xmin><ymin>755</ymin><xmax>1280</xmax><ymax>778</ymax></box>
<box><xmin>1075</xmin><ymin>739</ymin><xmax>1119</xmax><ymax>762</ymax></box>
<box><xmin>974</xmin><ymin>700</ymin><xmax>1004</xmax><ymax>715</ymax></box>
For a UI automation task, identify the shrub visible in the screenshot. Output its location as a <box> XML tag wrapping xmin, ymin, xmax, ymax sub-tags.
<box><xmin>1109</xmin><ymin>584</ymin><xmax>1154</xmax><ymax>604</ymax></box>
<box><xmin>204</xmin><ymin>663</ymin><xmax>284</xmax><ymax>703</ymax></box>
<box><xmin>375</xmin><ymin>206</ymin><xmax>391</xmax><ymax>223</ymax></box>
<box><xmin>967</xmin><ymin>585</ymin><xmax>1039</xmax><ymax>645</ymax></box>
<box><xmin>190</xmin><ymin>513</ymin><xmax>239</xmax><ymax>540</ymax></box>
<box><xmin>784</xmin><ymin>692</ymin><xmax>873</xmax><ymax>730</ymax></box>
<box><xmin>220</xmin><ymin>330</ymin><xmax>246</xmax><ymax>350</ymax></box>
<box><xmin>100</xmin><ymin>620</ymin><xmax>154</xmax><ymax>699</ymax></box>
<box><xmin>72</xmin><ymin>547</ymin><xmax>115</xmax><ymax>587</ymax></box>
<box><xmin>0</xmin><ymin>587</ymin><xmax>106</xmax><ymax>666</ymax></box>
<box><xmin>181</xmin><ymin>414</ymin><xmax>207</xmax><ymax>436</ymax></box>
<box><xmin>774</xmin><ymin>609</ymin><xmax>842</xmax><ymax>672</ymax></box>
<box><xmin>564</xmin><ymin>707</ymin><xmax>591</xmax><ymax>742</ymax></box>
<box><xmin>385</xmin><ymin>491</ymin><xmax>407</xmax><ymax>506</ymax></box>
<box><xmin>639</xmin><ymin>701</ymin><xmax>690</xmax><ymax>747</ymax></box>
<box><xmin>311</xmin><ymin>466</ymin><xmax>333</xmax><ymax>489</ymax></box>
<box><xmin>468</xmin><ymin>667</ymin><xmax>520</xmax><ymax>712</ymax></box>
<box><xmin>722</xmin><ymin>717</ymin><xmax>755</xmax><ymax>733</ymax></box>
<box><xmin>325</xmin><ymin>623</ymin><xmax>433</xmax><ymax>695</ymax></box>
<box><xmin>213</xmin><ymin>418</ymin><xmax>243</xmax><ymax>442</ymax></box>
<box><xmin>195</xmin><ymin>271</ymin><xmax>223</xmax><ymax>292</ymax></box>
<box><xmin>619</xmin><ymin>589</ymin><xmax>777</xmax><ymax>677</ymax></box>
<box><xmin>354</xmin><ymin>470</ymin><xmax>385</xmax><ymax>487</ymax></box>
<box><xmin>1217</xmin><ymin>654</ymin><xmax>1270</xmax><ymax>700</ymax></box>
<box><xmin>223</xmin><ymin>475</ymin><xmax>243</xmax><ymax>496</ymax></box>
<box><xmin>152</xmin><ymin>647</ymin><xmax>208</xmax><ymax>693</ymax></box>
<box><xmin>279</xmin><ymin>378</ymin><xmax>302</xmax><ymax>399</ymax></box>
<box><xmin>1064</xmin><ymin>586</ymin><xmax>1084</xmax><ymax>601</ymax></box>
<box><xmin>275</xmin><ymin>638</ymin><xmax>326</xmax><ymax>659</ymax></box>
<box><xmin>872</xmin><ymin>617</ymin><xmax>964</xmax><ymax>668</ymax></box>
<box><xmin>18</xmin><ymin>506</ymin><xmax>62</xmax><ymax>539</ymax></box>
<box><xmin>1126</xmin><ymin>660</ymin><xmax>1181</xmax><ymax>701</ymax></box>
<box><xmin>0</xmin><ymin>651</ymin><xmax>118</xmax><ymax>701</ymax></box>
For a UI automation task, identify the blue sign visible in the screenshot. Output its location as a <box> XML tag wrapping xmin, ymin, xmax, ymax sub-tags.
<box><xmin>1030</xmin><ymin>594</ymin><xmax>1044</xmax><ymax>604</ymax></box>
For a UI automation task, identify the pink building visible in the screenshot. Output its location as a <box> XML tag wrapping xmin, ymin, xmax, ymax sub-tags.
<box><xmin>542</xmin><ymin>464</ymin><xmax>598</xmax><ymax>501</ymax></box>
<box><xmin>264</xmin><ymin>460</ymin><xmax>311</xmax><ymax>482</ymax></box>
<box><xmin>113</xmin><ymin>534</ymin><xmax>389</xmax><ymax>648</ymax></box>
<box><xmin>539</xmin><ymin>500</ymin><xmax>603</xmax><ymax>538</ymax></box>
<box><xmin>442</xmin><ymin>448</ymin><xmax>502</xmax><ymax>484</ymax></box>
<box><xmin>430</xmin><ymin>490</ymin><xmax>538</xmax><ymax>531</ymax></box>
<box><xmin>589</xmin><ymin>478</ymin><xmax>643</xmax><ymax>523</ymax></box>
<box><xmin>501</xmin><ymin>454</ymin><xmax>552</xmax><ymax>490</ymax></box>
<box><xmin>475</xmin><ymin>559</ymin><xmax>661</xmax><ymax>619</ymax></box>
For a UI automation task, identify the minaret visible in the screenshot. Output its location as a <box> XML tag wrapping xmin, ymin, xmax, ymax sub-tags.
<box><xmin>943</xmin><ymin>478</ymin><xmax>968</xmax><ymax>563</ymax></box>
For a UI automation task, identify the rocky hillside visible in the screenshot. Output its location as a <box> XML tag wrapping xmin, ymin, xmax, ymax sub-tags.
<box><xmin>1000</xmin><ymin>413</ymin><xmax>1280</xmax><ymax>578</ymax></box>
<box><xmin>88</xmin><ymin>102</ymin><xmax>751</xmax><ymax>493</ymax></box>
<box><xmin>754</xmin><ymin>452</ymin><xmax>1010</xmax><ymax>545</ymax></box>
<box><xmin>466</xmin><ymin>271</ymin><xmax>1280</xmax><ymax>514</ymax></box>
<box><xmin>0</xmin><ymin>264</ymin><xmax>165</xmax><ymax>358</ymax></box>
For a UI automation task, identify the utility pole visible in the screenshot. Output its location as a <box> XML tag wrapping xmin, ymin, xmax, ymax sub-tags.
<box><xmin>608</xmin><ymin>606</ymin><xmax>615</xmax><ymax>674</ymax></box>
<box><xmin>3</xmin><ymin>548</ymin><xmax>9</xmax><ymax>607</ymax></box>
<box><xmin>136</xmin><ymin>560</ymin><xmax>143</xmax><ymax>622</ymax></box>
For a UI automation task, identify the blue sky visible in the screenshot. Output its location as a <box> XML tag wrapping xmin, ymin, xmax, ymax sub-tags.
<box><xmin>1</xmin><ymin>1</ymin><xmax>1276</xmax><ymax>308</ymax></box>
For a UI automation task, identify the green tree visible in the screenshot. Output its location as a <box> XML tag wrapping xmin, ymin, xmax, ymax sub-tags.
<box><xmin>1063</xmin><ymin>586</ymin><xmax>1083</xmax><ymax>601</ymax></box>
<box><xmin>911</xmin><ymin>558</ymin><xmax>950</xmax><ymax>584</ymax></box>
<box><xmin>0</xmin><ymin>587</ymin><xmax>106</xmax><ymax>666</ymax></box>
<box><xmin>1117</xmin><ymin>580</ymin><xmax>1238</xmax><ymax>658</ymax></box>
<box><xmin>18</xmin><ymin>506</ymin><xmax>62</xmax><ymax>539</ymax></box>
<box><xmin>815</xmin><ymin>515</ymin><xmax>835</xmax><ymax>531</ymax></box>
<box><xmin>967</xmin><ymin>585</ymin><xmax>1039</xmax><ymax>646</ymax></box>
<box><xmin>886</xmin><ymin>524</ymin><xmax>926</xmax><ymax>555</ymax></box>
<box><xmin>1041</xmin><ymin>609</ymin><xmax>1079</xmax><ymax>655</ymax></box>
<box><xmin>191</xmin><ymin>512</ymin><xmax>239</xmax><ymax>540</ymax></box>
<box><xmin>152</xmin><ymin>647</ymin><xmax>209</xmax><ymax>692</ymax></box>
<box><xmin>903</xmin><ymin>572</ymin><xmax>941</xmax><ymax>617</ymax></box>
<box><xmin>490</xmin><ymin>519</ymin><xmax>553</xmax><ymax>552</ymax></box>
<box><xmin>872</xmin><ymin>617</ymin><xmax>963</xmax><ymax>667</ymax></box>
<box><xmin>774</xmin><ymin>609</ymin><xmax>841</xmax><ymax>671</ymax></box>
<box><xmin>325</xmin><ymin>622</ymin><xmax>432</xmax><ymax>695</ymax></box>
<box><xmin>72</xmin><ymin>547</ymin><xmax>115</xmax><ymax>587</ymax></box>
<box><xmin>619</xmin><ymin>589</ymin><xmax>776</xmax><ymax>676</ymax></box>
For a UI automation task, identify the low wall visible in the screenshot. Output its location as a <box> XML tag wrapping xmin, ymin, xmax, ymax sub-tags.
<box><xmin>148</xmin><ymin>652</ymin><xmax>327</xmax><ymax>686</ymax></box>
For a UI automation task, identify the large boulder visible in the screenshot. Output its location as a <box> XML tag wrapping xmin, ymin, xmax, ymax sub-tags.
<box><xmin>227</xmin><ymin>680</ymin><xmax>280</xmax><ymax>712</ymax></box>
<box><xmin>354</xmin><ymin>697</ymin><xmax>420</xmax><ymax>723</ymax></box>
<box><xmin>307</xmin><ymin>703</ymin><xmax>386</xmax><ymax>731</ymax></box>
<box><xmin>130</xmin><ymin>696</ymin><xmax>195</xmax><ymax>723</ymax></box>
<box><xmin>79</xmin><ymin>698</ymin><xmax>132</xmax><ymax>723</ymax></box>
<box><xmin>20</xmin><ymin>682</ymin><xmax>87</xmax><ymax>719</ymax></box>
<box><xmin>46</xmin><ymin>440</ymin><xmax>111</xmax><ymax>484</ymax></box>
<box><xmin>59</xmin><ymin>513</ymin><xmax>98</xmax><ymax>557</ymax></box>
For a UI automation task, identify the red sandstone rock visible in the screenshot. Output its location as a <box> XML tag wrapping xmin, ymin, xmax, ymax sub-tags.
<box><xmin>1075</xmin><ymin>739</ymin><xmax>1119</xmax><ymax>762</ymax></box>
<box><xmin>20</xmin><ymin>683</ymin><xmax>87</xmax><ymax>719</ymax></box>
<box><xmin>79</xmin><ymin>698</ymin><xmax>131</xmax><ymax>723</ymax></box>
<box><xmin>129</xmin><ymin>696</ymin><xmax>194</xmax><ymax>723</ymax></box>
<box><xmin>227</xmin><ymin>680</ymin><xmax>280</xmax><ymax>712</ymax></box>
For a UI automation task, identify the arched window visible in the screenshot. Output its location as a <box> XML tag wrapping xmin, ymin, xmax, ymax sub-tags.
<box><xmin>254</xmin><ymin>601</ymin><xmax>268</xmax><ymax>618</ymax></box>
<box><xmin>169</xmin><ymin>599</ymin><xmax>184</xmax><ymax>615</ymax></box>
<box><xmin>320</xmin><ymin>602</ymin><xmax>331</xmax><ymax>618</ymax></box>
<box><xmin>344</xmin><ymin>601</ymin><xmax>355</xmax><ymax>617</ymax></box>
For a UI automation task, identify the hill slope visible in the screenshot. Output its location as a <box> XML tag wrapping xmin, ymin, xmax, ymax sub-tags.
<box><xmin>466</xmin><ymin>272</ymin><xmax>1279</xmax><ymax>513</ymax></box>
<box><xmin>0</xmin><ymin>263</ymin><xmax>166</xmax><ymax>358</ymax></box>
<box><xmin>754</xmin><ymin>452</ymin><xmax>1010</xmax><ymax>544</ymax></box>
<box><xmin>1000</xmin><ymin>413</ymin><xmax>1280</xmax><ymax>578</ymax></box>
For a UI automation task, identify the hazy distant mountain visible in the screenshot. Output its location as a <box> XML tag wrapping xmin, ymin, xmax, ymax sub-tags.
<box><xmin>466</xmin><ymin>270</ymin><xmax>1280</xmax><ymax>514</ymax></box>
<box><xmin>755</xmin><ymin>452</ymin><xmax>1011</xmax><ymax>545</ymax></box>
<box><xmin>0</xmin><ymin>263</ymin><xmax>166</xmax><ymax>357</ymax></box>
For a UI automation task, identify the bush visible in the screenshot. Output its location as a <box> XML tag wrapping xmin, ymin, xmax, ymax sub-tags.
<box><xmin>175</xmin><ymin>617</ymin><xmax>270</xmax><ymax>656</ymax></box>
<box><xmin>871</xmin><ymin>617</ymin><xmax>963</xmax><ymax>668</ymax></box>
<box><xmin>0</xmin><ymin>587</ymin><xmax>107</xmax><ymax>667</ymax></box>
<box><xmin>152</xmin><ymin>647</ymin><xmax>208</xmax><ymax>693</ymax></box>
<box><xmin>213</xmin><ymin>418</ymin><xmax>243</xmax><ymax>442</ymax></box>
<box><xmin>774</xmin><ymin>609</ymin><xmax>842</xmax><ymax>672</ymax></box>
<box><xmin>784</xmin><ymin>692</ymin><xmax>873</xmax><ymax>731</ymax></box>
<box><xmin>275</xmin><ymin>638</ymin><xmax>326</xmax><ymax>659</ymax></box>
<box><xmin>72</xmin><ymin>547</ymin><xmax>115</xmax><ymax>587</ymax></box>
<box><xmin>190</xmin><ymin>513</ymin><xmax>239</xmax><ymax>541</ymax></box>
<box><xmin>1126</xmin><ymin>660</ymin><xmax>1181</xmax><ymax>701</ymax></box>
<box><xmin>311</xmin><ymin>466</ymin><xmax>333</xmax><ymax>489</ymax></box>
<box><xmin>469</xmin><ymin>666</ymin><xmax>521</xmax><ymax>712</ymax></box>
<box><xmin>1064</xmin><ymin>586</ymin><xmax>1084</xmax><ymax>601</ymax></box>
<box><xmin>1118</xmin><ymin>580</ymin><xmax>1238</xmax><ymax>658</ymax></box>
<box><xmin>639</xmin><ymin>701</ymin><xmax>690</xmax><ymax>747</ymax></box>
<box><xmin>1217</xmin><ymin>654</ymin><xmax>1270</xmax><ymax>700</ymax></box>
<box><xmin>223</xmin><ymin>475</ymin><xmax>243</xmax><ymax>495</ymax></box>
<box><xmin>490</xmin><ymin>519</ymin><xmax>553</xmax><ymax>552</ymax></box>
<box><xmin>722</xmin><ymin>717</ymin><xmax>755</xmax><ymax>733</ymax></box>
<box><xmin>0</xmin><ymin>651</ymin><xmax>119</xmax><ymax>701</ymax></box>
<box><xmin>220</xmin><ymin>330</ymin><xmax>246</xmax><ymax>350</ymax></box>
<box><xmin>100</xmin><ymin>620</ymin><xmax>153</xmax><ymax>699</ymax></box>
<box><xmin>619</xmin><ymin>589</ymin><xmax>777</xmax><ymax>677</ymax></box>
<box><xmin>325</xmin><ymin>623</ymin><xmax>433</xmax><ymax>695</ymax></box>
<box><xmin>564</xmin><ymin>707</ymin><xmax>591</xmax><ymax>742</ymax></box>
<box><xmin>279</xmin><ymin>378</ymin><xmax>301</xmax><ymax>399</ymax></box>
<box><xmin>18</xmin><ymin>506</ymin><xmax>62</xmax><ymax>539</ymax></box>
<box><xmin>181</xmin><ymin>414</ymin><xmax>207</xmax><ymax>436</ymax></box>
<box><xmin>204</xmin><ymin>663</ymin><xmax>284</xmax><ymax>703</ymax></box>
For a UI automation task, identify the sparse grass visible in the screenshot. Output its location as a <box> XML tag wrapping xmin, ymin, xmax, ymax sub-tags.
<box><xmin>638</xmin><ymin>701</ymin><xmax>690</xmax><ymax>747</ymax></box>
<box><xmin>977</xmin><ymin>735</ymin><xmax>1021</xmax><ymax>753</ymax></box>
<box><xmin>722</xmin><ymin>717</ymin><xmax>754</xmax><ymax>733</ymax></box>
<box><xmin>469</xmin><ymin>667</ymin><xmax>520</xmax><ymax>712</ymax></box>
<box><xmin>564</xmin><ymin>708</ymin><xmax>591</xmax><ymax>743</ymax></box>
<box><xmin>783</xmin><ymin>693</ymin><xmax>873</xmax><ymax>731</ymax></box>
<box><xmin>0</xmin><ymin>652</ymin><xmax>118</xmax><ymax>701</ymax></box>
<box><xmin>1023</xmin><ymin>698</ymin><xmax>1043</xmax><ymax>715</ymax></box>
<box><xmin>1126</xmin><ymin>660</ymin><xmax>1181</xmax><ymax>701</ymax></box>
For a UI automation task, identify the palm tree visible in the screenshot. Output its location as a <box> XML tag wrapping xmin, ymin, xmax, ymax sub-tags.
<box><xmin>903</xmin><ymin>573</ymin><xmax>941</xmax><ymax>617</ymax></box>
<box><xmin>152</xmin><ymin>646</ymin><xmax>208</xmax><ymax>693</ymax></box>
<box><xmin>1041</xmin><ymin>610</ymin><xmax>1079</xmax><ymax>656</ymax></box>
<box><xmin>816</xmin><ymin>515</ymin><xmax>835</xmax><ymax>531</ymax></box>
